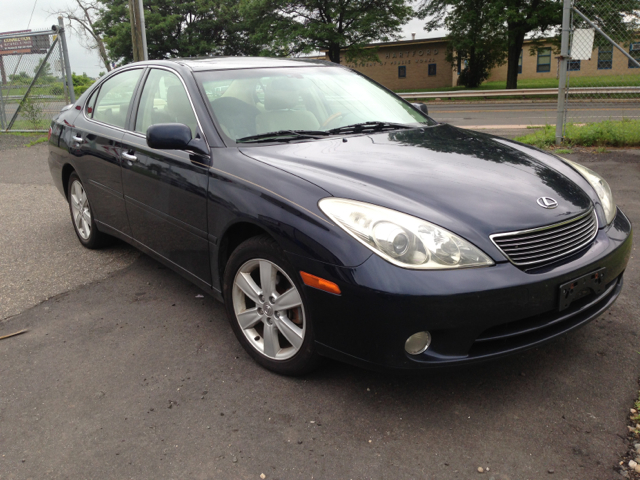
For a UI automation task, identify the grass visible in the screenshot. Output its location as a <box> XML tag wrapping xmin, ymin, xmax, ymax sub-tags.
<box><xmin>394</xmin><ymin>74</ymin><xmax>640</xmax><ymax>94</ymax></box>
<box><xmin>514</xmin><ymin>119</ymin><xmax>640</xmax><ymax>148</ymax></box>
<box><xmin>25</xmin><ymin>136</ymin><xmax>48</xmax><ymax>147</ymax></box>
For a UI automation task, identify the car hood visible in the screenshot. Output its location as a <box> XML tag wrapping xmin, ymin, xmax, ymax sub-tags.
<box><xmin>238</xmin><ymin>124</ymin><xmax>592</xmax><ymax>245</ymax></box>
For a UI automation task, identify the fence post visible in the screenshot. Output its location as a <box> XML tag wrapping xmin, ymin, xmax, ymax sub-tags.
<box><xmin>58</xmin><ymin>17</ymin><xmax>75</xmax><ymax>104</ymax></box>
<box><xmin>0</xmin><ymin>80</ymin><xmax>5</xmax><ymax>130</ymax></box>
<box><xmin>555</xmin><ymin>0</ymin><xmax>571</xmax><ymax>146</ymax></box>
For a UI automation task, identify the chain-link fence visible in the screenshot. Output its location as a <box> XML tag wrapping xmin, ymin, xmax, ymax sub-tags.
<box><xmin>556</xmin><ymin>0</ymin><xmax>640</xmax><ymax>138</ymax></box>
<box><xmin>0</xmin><ymin>26</ymin><xmax>74</xmax><ymax>132</ymax></box>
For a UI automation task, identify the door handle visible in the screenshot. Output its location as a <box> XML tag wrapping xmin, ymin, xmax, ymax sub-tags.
<box><xmin>72</xmin><ymin>135</ymin><xmax>82</xmax><ymax>143</ymax></box>
<box><xmin>122</xmin><ymin>152</ymin><xmax>138</xmax><ymax>162</ymax></box>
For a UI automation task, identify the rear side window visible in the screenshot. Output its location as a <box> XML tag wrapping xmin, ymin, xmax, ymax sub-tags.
<box><xmin>92</xmin><ymin>69</ymin><xmax>142</xmax><ymax>129</ymax></box>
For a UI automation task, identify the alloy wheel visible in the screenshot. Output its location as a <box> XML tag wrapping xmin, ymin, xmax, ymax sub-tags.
<box><xmin>232</xmin><ymin>259</ymin><xmax>305</xmax><ymax>360</ymax></box>
<box><xmin>70</xmin><ymin>180</ymin><xmax>92</xmax><ymax>240</ymax></box>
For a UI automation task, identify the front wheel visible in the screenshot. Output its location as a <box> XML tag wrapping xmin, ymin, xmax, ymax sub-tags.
<box><xmin>223</xmin><ymin>235</ymin><xmax>320</xmax><ymax>375</ymax></box>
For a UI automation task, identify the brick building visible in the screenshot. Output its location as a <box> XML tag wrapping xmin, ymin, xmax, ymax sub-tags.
<box><xmin>318</xmin><ymin>37</ymin><xmax>640</xmax><ymax>90</ymax></box>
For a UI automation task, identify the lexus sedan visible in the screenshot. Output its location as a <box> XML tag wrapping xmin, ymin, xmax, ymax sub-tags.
<box><xmin>48</xmin><ymin>57</ymin><xmax>632</xmax><ymax>375</ymax></box>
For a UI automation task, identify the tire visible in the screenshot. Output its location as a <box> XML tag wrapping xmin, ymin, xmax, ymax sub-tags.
<box><xmin>67</xmin><ymin>172</ymin><xmax>111</xmax><ymax>249</ymax></box>
<box><xmin>223</xmin><ymin>235</ymin><xmax>320</xmax><ymax>376</ymax></box>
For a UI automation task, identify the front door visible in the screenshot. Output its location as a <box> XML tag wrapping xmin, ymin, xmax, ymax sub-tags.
<box><xmin>121</xmin><ymin>68</ymin><xmax>212</xmax><ymax>286</ymax></box>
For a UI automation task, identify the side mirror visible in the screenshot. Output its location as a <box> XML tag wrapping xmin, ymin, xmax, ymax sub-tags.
<box><xmin>412</xmin><ymin>102</ymin><xmax>428</xmax><ymax>115</ymax></box>
<box><xmin>146</xmin><ymin>123</ymin><xmax>209</xmax><ymax>156</ymax></box>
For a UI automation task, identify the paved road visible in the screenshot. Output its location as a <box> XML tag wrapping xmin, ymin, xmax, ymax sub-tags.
<box><xmin>0</xmin><ymin>144</ymin><xmax>138</xmax><ymax>320</ymax></box>
<box><xmin>0</xmin><ymin>141</ymin><xmax>639</xmax><ymax>479</ymax></box>
<box><xmin>428</xmin><ymin>101</ymin><xmax>640</xmax><ymax>127</ymax></box>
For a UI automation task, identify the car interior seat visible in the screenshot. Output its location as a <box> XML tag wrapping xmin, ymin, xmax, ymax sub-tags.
<box><xmin>255</xmin><ymin>79</ymin><xmax>320</xmax><ymax>134</ymax></box>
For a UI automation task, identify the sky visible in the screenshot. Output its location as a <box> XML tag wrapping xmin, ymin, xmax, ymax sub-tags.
<box><xmin>0</xmin><ymin>0</ymin><xmax>445</xmax><ymax>78</ymax></box>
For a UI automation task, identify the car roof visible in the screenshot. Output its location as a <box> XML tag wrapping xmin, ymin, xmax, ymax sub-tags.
<box><xmin>135</xmin><ymin>56</ymin><xmax>336</xmax><ymax>72</ymax></box>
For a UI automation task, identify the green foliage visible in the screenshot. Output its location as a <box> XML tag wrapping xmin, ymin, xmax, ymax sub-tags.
<box><xmin>72</xmin><ymin>72</ymin><xmax>95</xmax><ymax>87</ymax></box>
<box><xmin>50</xmin><ymin>85</ymin><xmax>65</xmax><ymax>96</ymax></box>
<box><xmin>514</xmin><ymin>119</ymin><xmax>640</xmax><ymax>148</ymax></box>
<box><xmin>418</xmin><ymin>0</ymin><xmax>639</xmax><ymax>89</ymax></box>
<box><xmin>95</xmin><ymin>0</ymin><xmax>259</xmax><ymax>64</ymax></box>
<box><xmin>20</xmin><ymin>97</ymin><xmax>45</xmax><ymax>130</ymax></box>
<box><xmin>25</xmin><ymin>136</ymin><xmax>49</xmax><ymax>147</ymax></box>
<box><xmin>243</xmin><ymin>0</ymin><xmax>415</xmax><ymax>63</ymax></box>
<box><xmin>33</xmin><ymin>59</ymin><xmax>56</xmax><ymax>85</ymax></box>
<box><xmin>420</xmin><ymin>0</ymin><xmax>506</xmax><ymax>88</ymax></box>
<box><xmin>9</xmin><ymin>71</ymin><xmax>32</xmax><ymax>85</ymax></box>
<box><xmin>74</xmin><ymin>85</ymin><xmax>93</xmax><ymax>96</ymax></box>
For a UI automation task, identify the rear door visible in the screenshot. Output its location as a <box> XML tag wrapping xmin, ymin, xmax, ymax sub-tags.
<box><xmin>70</xmin><ymin>68</ymin><xmax>144</xmax><ymax>236</ymax></box>
<box><xmin>120</xmin><ymin>67</ymin><xmax>212</xmax><ymax>286</ymax></box>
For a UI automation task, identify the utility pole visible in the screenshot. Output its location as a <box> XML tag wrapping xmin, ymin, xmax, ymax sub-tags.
<box><xmin>555</xmin><ymin>0</ymin><xmax>571</xmax><ymax>146</ymax></box>
<box><xmin>128</xmin><ymin>0</ymin><xmax>148</xmax><ymax>61</ymax></box>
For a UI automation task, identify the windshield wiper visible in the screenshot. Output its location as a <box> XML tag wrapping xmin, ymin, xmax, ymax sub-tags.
<box><xmin>328</xmin><ymin>122</ymin><xmax>414</xmax><ymax>135</ymax></box>
<box><xmin>236</xmin><ymin>130</ymin><xmax>330</xmax><ymax>143</ymax></box>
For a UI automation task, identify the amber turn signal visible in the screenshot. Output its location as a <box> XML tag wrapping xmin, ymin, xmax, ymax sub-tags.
<box><xmin>300</xmin><ymin>271</ymin><xmax>341</xmax><ymax>295</ymax></box>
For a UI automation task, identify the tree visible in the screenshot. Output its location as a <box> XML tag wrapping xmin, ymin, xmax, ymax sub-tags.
<box><xmin>49</xmin><ymin>0</ymin><xmax>112</xmax><ymax>72</ymax></box>
<box><xmin>95</xmin><ymin>0</ymin><xmax>260</xmax><ymax>65</ymax></box>
<box><xmin>33</xmin><ymin>59</ymin><xmax>57</xmax><ymax>84</ymax></box>
<box><xmin>421</xmin><ymin>0</ymin><xmax>506</xmax><ymax>88</ymax></box>
<box><xmin>243</xmin><ymin>0</ymin><xmax>415</xmax><ymax>64</ymax></box>
<box><xmin>420</xmin><ymin>0</ymin><xmax>639</xmax><ymax>89</ymax></box>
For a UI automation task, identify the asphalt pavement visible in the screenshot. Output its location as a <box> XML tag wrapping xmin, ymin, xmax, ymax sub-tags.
<box><xmin>0</xmin><ymin>138</ymin><xmax>639</xmax><ymax>479</ymax></box>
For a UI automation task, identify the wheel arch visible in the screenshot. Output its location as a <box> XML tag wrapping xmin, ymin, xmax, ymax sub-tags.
<box><xmin>217</xmin><ymin>220</ymin><xmax>277</xmax><ymax>293</ymax></box>
<box><xmin>61</xmin><ymin>163</ymin><xmax>76</xmax><ymax>198</ymax></box>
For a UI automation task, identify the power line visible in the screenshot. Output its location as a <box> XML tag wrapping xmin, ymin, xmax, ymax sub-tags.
<box><xmin>27</xmin><ymin>0</ymin><xmax>39</xmax><ymax>28</ymax></box>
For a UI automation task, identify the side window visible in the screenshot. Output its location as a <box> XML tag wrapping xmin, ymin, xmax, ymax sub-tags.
<box><xmin>537</xmin><ymin>48</ymin><xmax>551</xmax><ymax>73</ymax></box>
<box><xmin>92</xmin><ymin>69</ymin><xmax>142</xmax><ymax>129</ymax></box>
<box><xmin>135</xmin><ymin>69</ymin><xmax>198</xmax><ymax>137</ymax></box>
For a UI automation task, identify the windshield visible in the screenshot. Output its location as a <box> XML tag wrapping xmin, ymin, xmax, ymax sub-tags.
<box><xmin>195</xmin><ymin>66</ymin><xmax>435</xmax><ymax>143</ymax></box>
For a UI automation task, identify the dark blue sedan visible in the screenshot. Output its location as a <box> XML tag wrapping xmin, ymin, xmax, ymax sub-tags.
<box><xmin>48</xmin><ymin>57</ymin><xmax>632</xmax><ymax>375</ymax></box>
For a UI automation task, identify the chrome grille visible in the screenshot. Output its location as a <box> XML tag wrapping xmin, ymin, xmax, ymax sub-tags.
<box><xmin>491</xmin><ymin>209</ymin><xmax>598</xmax><ymax>267</ymax></box>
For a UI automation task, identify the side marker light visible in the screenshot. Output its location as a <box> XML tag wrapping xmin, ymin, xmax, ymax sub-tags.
<box><xmin>300</xmin><ymin>271</ymin><xmax>341</xmax><ymax>295</ymax></box>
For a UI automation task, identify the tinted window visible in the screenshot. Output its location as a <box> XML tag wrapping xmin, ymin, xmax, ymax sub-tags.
<box><xmin>135</xmin><ymin>69</ymin><xmax>198</xmax><ymax>136</ymax></box>
<box><xmin>92</xmin><ymin>69</ymin><xmax>142</xmax><ymax>129</ymax></box>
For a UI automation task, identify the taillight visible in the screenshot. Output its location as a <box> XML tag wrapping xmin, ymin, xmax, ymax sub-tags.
<box><xmin>47</xmin><ymin>126</ymin><xmax>52</xmax><ymax>141</ymax></box>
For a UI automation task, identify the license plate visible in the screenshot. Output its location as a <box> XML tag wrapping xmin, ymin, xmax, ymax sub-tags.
<box><xmin>559</xmin><ymin>268</ymin><xmax>606</xmax><ymax>311</ymax></box>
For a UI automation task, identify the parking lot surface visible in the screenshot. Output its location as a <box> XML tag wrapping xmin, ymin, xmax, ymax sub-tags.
<box><xmin>0</xmin><ymin>139</ymin><xmax>638</xmax><ymax>479</ymax></box>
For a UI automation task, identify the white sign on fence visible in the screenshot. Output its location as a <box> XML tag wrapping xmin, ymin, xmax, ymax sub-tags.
<box><xmin>571</xmin><ymin>29</ymin><xmax>595</xmax><ymax>60</ymax></box>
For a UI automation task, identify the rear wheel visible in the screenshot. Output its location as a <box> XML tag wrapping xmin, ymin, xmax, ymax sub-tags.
<box><xmin>223</xmin><ymin>235</ymin><xmax>320</xmax><ymax>375</ymax></box>
<box><xmin>67</xmin><ymin>172</ymin><xmax>111</xmax><ymax>249</ymax></box>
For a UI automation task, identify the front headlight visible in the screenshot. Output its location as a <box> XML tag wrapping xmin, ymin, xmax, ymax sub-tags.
<box><xmin>319</xmin><ymin>198</ymin><xmax>494</xmax><ymax>270</ymax></box>
<box><xmin>561</xmin><ymin>158</ymin><xmax>616</xmax><ymax>224</ymax></box>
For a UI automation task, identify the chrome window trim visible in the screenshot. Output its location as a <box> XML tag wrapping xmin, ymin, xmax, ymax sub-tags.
<box><xmin>490</xmin><ymin>208</ymin><xmax>598</xmax><ymax>267</ymax></box>
<box><xmin>81</xmin><ymin>66</ymin><xmax>145</xmax><ymax>135</ymax></box>
<box><xmin>81</xmin><ymin>64</ymin><xmax>210</xmax><ymax>154</ymax></box>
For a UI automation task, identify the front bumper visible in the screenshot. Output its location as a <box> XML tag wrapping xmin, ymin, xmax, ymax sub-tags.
<box><xmin>292</xmin><ymin>208</ymin><xmax>632</xmax><ymax>370</ymax></box>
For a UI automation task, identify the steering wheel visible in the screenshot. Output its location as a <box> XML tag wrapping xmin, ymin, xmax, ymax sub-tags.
<box><xmin>321</xmin><ymin>112</ymin><xmax>345</xmax><ymax>128</ymax></box>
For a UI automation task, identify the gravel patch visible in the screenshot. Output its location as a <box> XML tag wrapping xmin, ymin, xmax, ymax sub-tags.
<box><xmin>0</xmin><ymin>133</ymin><xmax>47</xmax><ymax>151</ymax></box>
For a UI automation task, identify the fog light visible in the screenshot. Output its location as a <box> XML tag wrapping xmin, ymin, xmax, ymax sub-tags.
<box><xmin>405</xmin><ymin>331</ymin><xmax>431</xmax><ymax>355</ymax></box>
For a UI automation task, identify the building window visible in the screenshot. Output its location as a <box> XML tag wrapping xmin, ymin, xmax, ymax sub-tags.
<box><xmin>568</xmin><ymin>59</ymin><xmax>581</xmax><ymax>71</ymax></box>
<box><xmin>428</xmin><ymin>64</ymin><xmax>436</xmax><ymax>76</ymax></box>
<box><xmin>537</xmin><ymin>48</ymin><xmax>551</xmax><ymax>72</ymax></box>
<box><xmin>630</xmin><ymin>43</ymin><xmax>640</xmax><ymax>68</ymax></box>
<box><xmin>398</xmin><ymin>66</ymin><xmax>406</xmax><ymax>78</ymax></box>
<box><xmin>598</xmin><ymin>45</ymin><xmax>613</xmax><ymax>69</ymax></box>
<box><xmin>518</xmin><ymin>50</ymin><xmax>523</xmax><ymax>74</ymax></box>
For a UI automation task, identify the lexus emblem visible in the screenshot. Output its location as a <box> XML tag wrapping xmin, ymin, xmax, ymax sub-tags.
<box><xmin>537</xmin><ymin>197</ymin><xmax>558</xmax><ymax>209</ymax></box>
